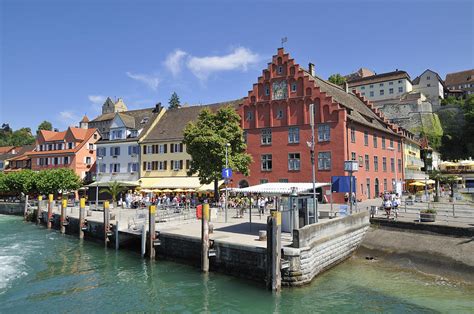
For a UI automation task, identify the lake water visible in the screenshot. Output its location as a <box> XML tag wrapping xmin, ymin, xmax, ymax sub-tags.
<box><xmin>0</xmin><ymin>214</ymin><xmax>473</xmax><ymax>313</ymax></box>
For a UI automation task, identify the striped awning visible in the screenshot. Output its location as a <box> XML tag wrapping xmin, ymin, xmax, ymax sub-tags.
<box><xmin>229</xmin><ymin>182</ymin><xmax>331</xmax><ymax>195</ymax></box>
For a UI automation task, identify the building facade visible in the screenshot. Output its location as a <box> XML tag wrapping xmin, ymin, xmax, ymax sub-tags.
<box><xmin>412</xmin><ymin>69</ymin><xmax>444</xmax><ymax>109</ymax></box>
<box><xmin>233</xmin><ymin>48</ymin><xmax>404</xmax><ymax>202</ymax></box>
<box><xmin>399</xmin><ymin>128</ymin><xmax>425</xmax><ymax>182</ymax></box>
<box><xmin>95</xmin><ymin>104</ymin><xmax>163</xmax><ymax>185</ymax></box>
<box><xmin>29</xmin><ymin>127</ymin><xmax>100</xmax><ymax>179</ymax></box>
<box><xmin>444</xmin><ymin>69</ymin><xmax>474</xmax><ymax>97</ymax></box>
<box><xmin>89</xmin><ymin>97</ymin><xmax>129</xmax><ymax>138</ymax></box>
<box><xmin>347</xmin><ymin>70</ymin><xmax>412</xmax><ymax>102</ymax></box>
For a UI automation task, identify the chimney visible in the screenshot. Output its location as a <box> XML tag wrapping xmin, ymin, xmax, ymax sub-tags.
<box><xmin>153</xmin><ymin>102</ymin><xmax>162</xmax><ymax>113</ymax></box>
<box><xmin>308</xmin><ymin>63</ymin><xmax>315</xmax><ymax>77</ymax></box>
<box><xmin>344</xmin><ymin>82</ymin><xmax>349</xmax><ymax>93</ymax></box>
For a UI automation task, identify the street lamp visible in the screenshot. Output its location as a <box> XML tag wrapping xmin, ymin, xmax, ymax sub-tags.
<box><xmin>225</xmin><ymin>143</ymin><xmax>231</xmax><ymax>223</ymax></box>
<box><xmin>96</xmin><ymin>156</ymin><xmax>103</xmax><ymax>210</ymax></box>
<box><xmin>387</xmin><ymin>146</ymin><xmax>398</xmax><ymax>194</ymax></box>
<box><xmin>308</xmin><ymin>103</ymin><xmax>318</xmax><ymax>223</ymax></box>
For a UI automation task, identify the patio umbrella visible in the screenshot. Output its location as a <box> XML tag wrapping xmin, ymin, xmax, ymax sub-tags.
<box><xmin>161</xmin><ymin>189</ymin><xmax>173</xmax><ymax>193</ymax></box>
<box><xmin>174</xmin><ymin>188</ymin><xmax>185</xmax><ymax>193</ymax></box>
<box><xmin>409</xmin><ymin>182</ymin><xmax>426</xmax><ymax>186</ymax></box>
<box><xmin>141</xmin><ymin>189</ymin><xmax>153</xmax><ymax>193</ymax></box>
<box><xmin>152</xmin><ymin>189</ymin><xmax>162</xmax><ymax>193</ymax></box>
<box><xmin>185</xmin><ymin>188</ymin><xmax>195</xmax><ymax>192</ymax></box>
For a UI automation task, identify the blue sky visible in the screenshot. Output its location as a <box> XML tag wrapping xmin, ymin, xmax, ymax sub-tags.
<box><xmin>1</xmin><ymin>0</ymin><xmax>473</xmax><ymax>131</ymax></box>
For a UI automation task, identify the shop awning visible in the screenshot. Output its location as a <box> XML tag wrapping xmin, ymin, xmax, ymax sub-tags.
<box><xmin>229</xmin><ymin>182</ymin><xmax>331</xmax><ymax>195</ymax></box>
<box><xmin>139</xmin><ymin>177</ymin><xmax>224</xmax><ymax>190</ymax></box>
<box><xmin>87</xmin><ymin>180</ymin><xmax>140</xmax><ymax>187</ymax></box>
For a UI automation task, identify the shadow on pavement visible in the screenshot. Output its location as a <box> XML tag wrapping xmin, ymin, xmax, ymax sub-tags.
<box><xmin>215</xmin><ymin>222</ymin><xmax>267</xmax><ymax>236</ymax></box>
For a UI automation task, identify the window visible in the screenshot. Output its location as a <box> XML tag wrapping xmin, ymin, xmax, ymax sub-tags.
<box><xmin>370</xmin><ymin>91</ymin><xmax>374</xmax><ymax>97</ymax></box>
<box><xmin>265</xmin><ymin>86</ymin><xmax>270</xmax><ymax>96</ymax></box>
<box><xmin>278</xmin><ymin>66</ymin><xmax>283</xmax><ymax>74</ymax></box>
<box><xmin>127</xmin><ymin>162</ymin><xmax>139</xmax><ymax>172</ymax></box>
<box><xmin>364</xmin><ymin>131</ymin><xmax>368</xmax><ymax>146</ymax></box>
<box><xmin>68</xmin><ymin>142</ymin><xmax>73</xmax><ymax>149</ymax></box>
<box><xmin>390</xmin><ymin>139</ymin><xmax>394</xmax><ymax>148</ymax></box>
<box><xmin>364</xmin><ymin>154</ymin><xmax>370</xmax><ymax>170</ymax></box>
<box><xmin>389</xmin><ymin>81</ymin><xmax>394</xmax><ymax>85</ymax></box>
<box><xmin>398</xmin><ymin>80</ymin><xmax>402</xmax><ymax>84</ymax></box>
<box><xmin>379</xmin><ymin>83</ymin><xmax>384</xmax><ymax>87</ymax></box>
<box><xmin>261</xmin><ymin>128</ymin><xmax>272</xmax><ymax>145</ymax></box>
<box><xmin>261</xmin><ymin>154</ymin><xmax>272</xmax><ymax>171</ymax></box>
<box><xmin>85</xmin><ymin>157</ymin><xmax>92</xmax><ymax>165</ymax></box>
<box><xmin>384</xmin><ymin>179</ymin><xmax>387</xmax><ymax>191</ymax></box>
<box><xmin>279</xmin><ymin>179</ymin><xmax>289</xmax><ymax>183</ymax></box>
<box><xmin>243</xmin><ymin>131</ymin><xmax>248</xmax><ymax>144</ymax></box>
<box><xmin>397</xmin><ymin>141</ymin><xmax>401</xmax><ymax>152</ymax></box>
<box><xmin>398</xmin><ymin>159</ymin><xmax>402</xmax><ymax>173</ymax></box>
<box><xmin>318</xmin><ymin>152</ymin><xmax>331</xmax><ymax>170</ymax></box>
<box><xmin>97</xmin><ymin>147</ymin><xmax>106</xmax><ymax>157</ymax></box>
<box><xmin>146</xmin><ymin>145</ymin><xmax>153</xmax><ymax>154</ymax></box>
<box><xmin>361</xmin><ymin>86</ymin><xmax>365</xmax><ymax>90</ymax></box>
<box><xmin>291</xmin><ymin>83</ymin><xmax>297</xmax><ymax>92</ymax></box>
<box><xmin>112</xmin><ymin>130</ymin><xmax>123</xmax><ymax>140</ymax></box>
<box><xmin>351</xmin><ymin>152</ymin><xmax>356</xmax><ymax>161</ymax></box>
<box><xmin>110</xmin><ymin>163</ymin><xmax>120</xmax><ymax>173</ymax></box>
<box><xmin>380</xmin><ymin>90</ymin><xmax>384</xmax><ymax>96</ymax></box>
<box><xmin>390</xmin><ymin>158</ymin><xmax>395</xmax><ymax>172</ymax></box>
<box><xmin>171</xmin><ymin>160</ymin><xmax>183</xmax><ymax>171</ymax></box>
<box><xmin>288</xmin><ymin>153</ymin><xmax>300</xmax><ymax>171</ymax></box>
<box><xmin>159</xmin><ymin>144</ymin><xmax>167</xmax><ymax>154</ymax></box>
<box><xmin>358</xmin><ymin>155</ymin><xmax>363</xmax><ymax>167</ymax></box>
<box><xmin>382</xmin><ymin>136</ymin><xmax>386</xmax><ymax>149</ymax></box>
<box><xmin>398</xmin><ymin>87</ymin><xmax>403</xmax><ymax>93</ymax></box>
<box><xmin>128</xmin><ymin>145</ymin><xmax>139</xmax><ymax>155</ymax></box>
<box><xmin>276</xmin><ymin>110</ymin><xmax>283</xmax><ymax>119</ymax></box>
<box><xmin>373</xmin><ymin>134</ymin><xmax>378</xmax><ymax>148</ymax></box>
<box><xmin>361</xmin><ymin>92</ymin><xmax>365</xmax><ymax>96</ymax></box>
<box><xmin>374</xmin><ymin>156</ymin><xmax>379</xmax><ymax>172</ymax></box>
<box><xmin>246</xmin><ymin>111</ymin><xmax>253</xmax><ymax>121</ymax></box>
<box><xmin>427</xmin><ymin>76</ymin><xmax>431</xmax><ymax>80</ymax></box>
<box><xmin>350</xmin><ymin>126</ymin><xmax>355</xmax><ymax>143</ymax></box>
<box><xmin>171</xmin><ymin>143</ymin><xmax>184</xmax><ymax>153</ymax></box>
<box><xmin>288</xmin><ymin>127</ymin><xmax>299</xmax><ymax>143</ymax></box>
<box><xmin>260</xmin><ymin>179</ymin><xmax>269</xmax><ymax>184</ymax></box>
<box><xmin>99</xmin><ymin>163</ymin><xmax>106</xmax><ymax>173</ymax></box>
<box><xmin>318</xmin><ymin>124</ymin><xmax>330</xmax><ymax>142</ymax></box>
<box><xmin>370</xmin><ymin>84</ymin><xmax>374</xmax><ymax>88</ymax></box>
<box><xmin>389</xmin><ymin>88</ymin><xmax>394</xmax><ymax>94</ymax></box>
<box><xmin>427</xmin><ymin>84</ymin><xmax>431</xmax><ymax>87</ymax></box>
<box><xmin>110</xmin><ymin>146</ymin><xmax>120</xmax><ymax>156</ymax></box>
<box><xmin>382</xmin><ymin>157</ymin><xmax>387</xmax><ymax>172</ymax></box>
<box><xmin>64</xmin><ymin>156</ymin><xmax>70</xmax><ymax>165</ymax></box>
<box><xmin>158</xmin><ymin>161</ymin><xmax>167</xmax><ymax>170</ymax></box>
<box><xmin>130</xmin><ymin>130</ymin><xmax>138</xmax><ymax>138</ymax></box>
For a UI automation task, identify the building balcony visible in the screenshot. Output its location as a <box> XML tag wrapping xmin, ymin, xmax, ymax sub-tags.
<box><xmin>405</xmin><ymin>156</ymin><xmax>424</xmax><ymax>168</ymax></box>
<box><xmin>404</xmin><ymin>169</ymin><xmax>428</xmax><ymax>180</ymax></box>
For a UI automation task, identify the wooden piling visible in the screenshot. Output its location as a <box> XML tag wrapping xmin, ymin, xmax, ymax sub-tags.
<box><xmin>201</xmin><ymin>203</ymin><xmax>210</xmax><ymax>273</ymax></box>
<box><xmin>36</xmin><ymin>196</ymin><xmax>42</xmax><ymax>225</ymax></box>
<box><xmin>115</xmin><ymin>221</ymin><xmax>119</xmax><ymax>250</ymax></box>
<box><xmin>79</xmin><ymin>198</ymin><xmax>86</xmax><ymax>239</ymax></box>
<box><xmin>60</xmin><ymin>199</ymin><xmax>67</xmax><ymax>234</ymax></box>
<box><xmin>266</xmin><ymin>211</ymin><xmax>281</xmax><ymax>292</ymax></box>
<box><xmin>148</xmin><ymin>205</ymin><xmax>156</xmax><ymax>260</ymax></box>
<box><xmin>141</xmin><ymin>224</ymin><xmax>146</xmax><ymax>258</ymax></box>
<box><xmin>47</xmin><ymin>194</ymin><xmax>53</xmax><ymax>229</ymax></box>
<box><xmin>23</xmin><ymin>195</ymin><xmax>29</xmax><ymax>220</ymax></box>
<box><xmin>104</xmin><ymin>201</ymin><xmax>110</xmax><ymax>248</ymax></box>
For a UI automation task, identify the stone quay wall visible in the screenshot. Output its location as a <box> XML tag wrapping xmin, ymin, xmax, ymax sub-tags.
<box><xmin>0</xmin><ymin>202</ymin><xmax>24</xmax><ymax>215</ymax></box>
<box><xmin>282</xmin><ymin>212</ymin><xmax>370</xmax><ymax>286</ymax></box>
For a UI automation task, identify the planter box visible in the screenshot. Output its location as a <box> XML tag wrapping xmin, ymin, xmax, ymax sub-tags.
<box><xmin>420</xmin><ymin>212</ymin><xmax>436</xmax><ymax>222</ymax></box>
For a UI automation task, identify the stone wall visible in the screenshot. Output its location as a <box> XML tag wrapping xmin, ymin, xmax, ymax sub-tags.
<box><xmin>0</xmin><ymin>202</ymin><xmax>24</xmax><ymax>215</ymax></box>
<box><xmin>282</xmin><ymin>212</ymin><xmax>369</xmax><ymax>286</ymax></box>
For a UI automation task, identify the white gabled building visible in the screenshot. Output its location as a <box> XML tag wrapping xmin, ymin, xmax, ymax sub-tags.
<box><xmin>95</xmin><ymin>103</ymin><xmax>164</xmax><ymax>186</ymax></box>
<box><xmin>412</xmin><ymin>69</ymin><xmax>445</xmax><ymax>110</ymax></box>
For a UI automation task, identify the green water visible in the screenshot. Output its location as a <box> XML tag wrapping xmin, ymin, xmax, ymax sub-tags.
<box><xmin>0</xmin><ymin>215</ymin><xmax>473</xmax><ymax>313</ymax></box>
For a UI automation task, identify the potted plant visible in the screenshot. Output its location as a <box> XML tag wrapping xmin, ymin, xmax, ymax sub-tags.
<box><xmin>406</xmin><ymin>194</ymin><xmax>414</xmax><ymax>205</ymax></box>
<box><xmin>420</xmin><ymin>209</ymin><xmax>436</xmax><ymax>222</ymax></box>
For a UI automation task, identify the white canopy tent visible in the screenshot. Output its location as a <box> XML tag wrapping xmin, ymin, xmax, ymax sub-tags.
<box><xmin>229</xmin><ymin>182</ymin><xmax>331</xmax><ymax>195</ymax></box>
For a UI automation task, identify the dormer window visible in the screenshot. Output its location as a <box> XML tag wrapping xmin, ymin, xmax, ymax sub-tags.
<box><xmin>130</xmin><ymin>130</ymin><xmax>138</xmax><ymax>138</ymax></box>
<box><xmin>278</xmin><ymin>66</ymin><xmax>283</xmax><ymax>74</ymax></box>
<box><xmin>140</xmin><ymin>117</ymin><xmax>149</xmax><ymax>124</ymax></box>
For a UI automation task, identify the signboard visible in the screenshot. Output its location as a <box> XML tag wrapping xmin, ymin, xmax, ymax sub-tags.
<box><xmin>331</xmin><ymin>176</ymin><xmax>357</xmax><ymax>193</ymax></box>
<box><xmin>222</xmin><ymin>168</ymin><xmax>232</xmax><ymax>179</ymax></box>
<box><xmin>344</xmin><ymin>160</ymin><xmax>359</xmax><ymax>172</ymax></box>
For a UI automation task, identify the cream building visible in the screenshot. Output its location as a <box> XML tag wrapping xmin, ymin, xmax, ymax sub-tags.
<box><xmin>412</xmin><ymin>69</ymin><xmax>444</xmax><ymax>109</ymax></box>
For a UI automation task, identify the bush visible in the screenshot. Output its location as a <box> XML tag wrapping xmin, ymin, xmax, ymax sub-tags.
<box><xmin>421</xmin><ymin>209</ymin><xmax>436</xmax><ymax>214</ymax></box>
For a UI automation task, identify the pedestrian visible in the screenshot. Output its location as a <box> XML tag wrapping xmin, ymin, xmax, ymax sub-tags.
<box><xmin>344</xmin><ymin>193</ymin><xmax>349</xmax><ymax>203</ymax></box>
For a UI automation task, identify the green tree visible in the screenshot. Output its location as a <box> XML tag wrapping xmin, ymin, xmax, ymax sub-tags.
<box><xmin>2</xmin><ymin>170</ymin><xmax>37</xmax><ymax>196</ymax></box>
<box><xmin>440</xmin><ymin>174</ymin><xmax>458</xmax><ymax>201</ymax></box>
<box><xmin>183</xmin><ymin>106</ymin><xmax>252</xmax><ymax>201</ymax></box>
<box><xmin>429</xmin><ymin>169</ymin><xmax>443</xmax><ymax>202</ymax></box>
<box><xmin>37</xmin><ymin>121</ymin><xmax>53</xmax><ymax>132</ymax></box>
<box><xmin>168</xmin><ymin>92</ymin><xmax>181</xmax><ymax>109</ymax></box>
<box><xmin>35</xmin><ymin>169</ymin><xmax>82</xmax><ymax>195</ymax></box>
<box><xmin>328</xmin><ymin>73</ymin><xmax>346</xmax><ymax>86</ymax></box>
<box><xmin>9</xmin><ymin>128</ymin><xmax>35</xmax><ymax>146</ymax></box>
<box><xmin>0</xmin><ymin>172</ymin><xmax>8</xmax><ymax>194</ymax></box>
<box><xmin>99</xmin><ymin>181</ymin><xmax>127</xmax><ymax>207</ymax></box>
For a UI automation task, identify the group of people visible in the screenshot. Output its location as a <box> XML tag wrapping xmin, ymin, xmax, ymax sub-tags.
<box><xmin>121</xmin><ymin>192</ymin><xmax>210</xmax><ymax>209</ymax></box>
<box><xmin>381</xmin><ymin>192</ymin><xmax>401</xmax><ymax>219</ymax></box>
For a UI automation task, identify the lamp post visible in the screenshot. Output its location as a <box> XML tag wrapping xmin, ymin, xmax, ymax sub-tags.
<box><xmin>225</xmin><ymin>143</ymin><xmax>230</xmax><ymax>223</ymax></box>
<box><xmin>96</xmin><ymin>156</ymin><xmax>103</xmax><ymax>210</ymax></box>
<box><xmin>308</xmin><ymin>104</ymin><xmax>318</xmax><ymax>223</ymax></box>
<box><xmin>388</xmin><ymin>147</ymin><xmax>398</xmax><ymax>194</ymax></box>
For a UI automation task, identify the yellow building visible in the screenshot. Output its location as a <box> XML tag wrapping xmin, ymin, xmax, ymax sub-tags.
<box><xmin>400</xmin><ymin>129</ymin><xmax>425</xmax><ymax>182</ymax></box>
<box><xmin>138</xmin><ymin>102</ymin><xmax>237</xmax><ymax>190</ymax></box>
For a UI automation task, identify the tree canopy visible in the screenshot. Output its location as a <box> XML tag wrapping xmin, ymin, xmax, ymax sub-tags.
<box><xmin>37</xmin><ymin>120</ymin><xmax>53</xmax><ymax>132</ymax></box>
<box><xmin>328</xmin><ymin>73</ymin><xmax>346</xmax><ymax>86</ymax></box>
<box><xmin>168</xmin><ymin>92</ymin><xmax>181</xmax><ymax>109</ymax></box>
<box><xmin>183</xmin><ymin>106</ymin><xmax>252</xmax><ymax>198</ymax></box>
<box><xmin>0</xmin><ymin>124</ymin><xmax>35</xmax><ymax>147</ymax></box>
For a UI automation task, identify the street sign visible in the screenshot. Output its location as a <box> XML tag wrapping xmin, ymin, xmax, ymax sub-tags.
<box><xmin>344</xmin><ymin>160</ymin><xmax>359</xmax><ymax>172</ymax></box>
<box><xmin>222</xmin><ymin>168</ymin><xmax>232</xmax><ymax>179</ymax></box>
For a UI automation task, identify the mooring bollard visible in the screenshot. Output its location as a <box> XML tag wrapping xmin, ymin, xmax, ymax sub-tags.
<box><xmin>149</xmin><ymin>205</ymin><xmax>156</xmax><ymax>260</ymax></box>
<box><xmin>201</xmin><ymin>203</ymin><xmax>210</xmax><ymax>273</ymax></box>
<box><xmin>141</xmin><ymin>224</ymin><xmax>146</xmax><ymax>258</ymax></box>
<box><xmin>60</xmin><ymin>199</ymin><xmax>67</xmax><ymax>234</ymax></box>
<box><xmin>47</xmin><ymin>194</ymin><xmax>54</xmax><ymax>229</ymax></box>
<box><xmin>23</xmin><ymin>195</ymin><xmax>29</xmax><ymax>220</ymax></box>
<box><xmin>36</xmin><ymin>196</ymin><xmax>42</xmax><ymax>225</ymax></box>
<box><xmin>266</xmin><ymin>211</ymin><xmax>281</xmax><ymax>292</ymax></box>
<box><xmin>115</xmin><ymin>221</ymin><xmax>119</xmax><ymax>250</ymax></box>
<box><xmin>104</xmin><ymin>201</ymin><xmax>110</xmax><ymax>248</ymax></box>
<box><xmin>79</xmin><ymin>198</ymin><xmax>86</xmax><ymax>239</ymax></box>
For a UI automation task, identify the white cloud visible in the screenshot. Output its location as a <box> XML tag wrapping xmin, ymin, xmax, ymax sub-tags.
<box><xmin>186</xmin><ymin>47</ymin><xmax>260</xmax><ymax>80</ymax></box>
<box><xmin>126</xmin><ymin>72</ymin><xmax>160</xmax><ymax>90</ymax></box>
<box><xmin>59</xmin><ymin>111</ymin><xmax>78</xmax><ymax>121</ymax></box>
<box><xmin>88</xmin><ymin>95</ymin><xmax>106</xmax><ymax>105</ymax></box>
<box><xmin>164</xmin><ymin>49</ymin><xmax>187</xmax><ymax>77</ymax></box>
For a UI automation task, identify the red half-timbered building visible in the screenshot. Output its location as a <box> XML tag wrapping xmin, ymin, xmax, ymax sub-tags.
<box><xmin>233</xmin><ymin>48</ymin><xmax>404</xmax><ymax>202</ymax></box>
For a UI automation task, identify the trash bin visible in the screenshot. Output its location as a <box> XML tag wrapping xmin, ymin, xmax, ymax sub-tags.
<box><xmin>196</xmin><ymin>204</ymin><xmax>203</xmax><ymax>219</ymax></box>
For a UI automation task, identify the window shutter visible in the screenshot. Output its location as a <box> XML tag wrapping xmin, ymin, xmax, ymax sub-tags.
<box><xmin>109</xmin><ymin>164</ymin><xmax>113</xmax><ymax>173</ymax></box>
<box><xmin>180</xmin><ymin>160</ymin><xmax>183</xmax><ymax>169</ymax></box>
<box><xmin>127</xmin><ymin>163</ymin><xmax>131</xmax><ymax>172</ymax></box>
<box><xmin>164</xmin><ymin>144</ymin><xmax>167</xmax><ymax>153</ymax></box>
<box><xmin>110</xmin><ymin>147</ymin><xmax>113</xmax><ymax>155</ymax></box>
<box><xmin>128</xmin><ymin>146</ymin><xmax>131</xmax><ymax>155</ymax></box>
<box><xmin>171</xmin><ymin>144</ymin><xmax>174</xmax><ymax>153</ymax></box>
<box><xmin>143</xmin><ymin>162</ymin><xmax>146</xmax><ymax>171</ymax></box>
<box><xmin>164</xmin><ymin>161</ymin><xmax>167</xmax><ymax>170</ymax></box>
<box><xmin>186</xmin><ymin>160</ymin><xmax>190</xmax><ymax>169</ymax></box>
<box><xmin>117</xmin><ymin>147</ymin><xmax>120</xmax><ymax>155</ymax></box>
<box><xmin>143</xmin><ymin>145</ymin><xmax>147</xmax><ymax>154</ymax></box>
<box><xmin>180</xmin><ymin>143</ymin><xmax>183</xmax><ymax>152</ymax></box>
<box><xmin>170</xmin><ymin>160</ymin><xmax>174</xmax><ymax>169</ymax></box>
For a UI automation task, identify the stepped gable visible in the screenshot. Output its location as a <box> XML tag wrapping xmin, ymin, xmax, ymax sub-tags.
<box><xmin>142</xmin><ymin>100</ymin><xmax>242</xmax><ymax>142</ymax></box>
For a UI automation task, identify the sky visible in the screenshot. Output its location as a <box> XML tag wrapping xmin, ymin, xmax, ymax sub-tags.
<box><xmin>1</xmin><ymin>0</ymin><xmax>473</xmax><ymax>131</ymax></box>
